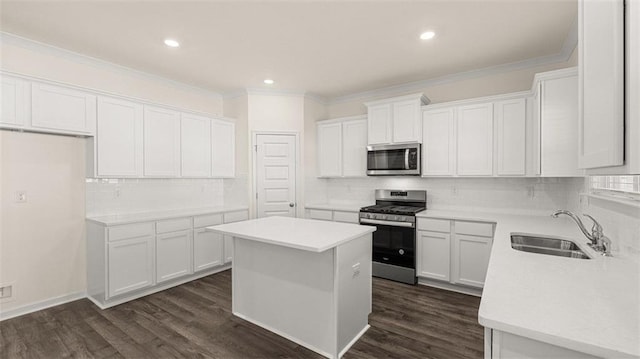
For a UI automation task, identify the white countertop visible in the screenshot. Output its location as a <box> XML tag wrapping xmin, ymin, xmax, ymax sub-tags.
<box><xmin>86</xmin><ymin>205</ymin><xmax>249</xmax><ymax>226</ymax></box>
<box><xmin>305</xmin><ymin>202</ymin><xmax>370</xmax><ymax>213</ymax></box>
<box><xmin>207</xmin><ymin>216</ymin><xmax>375</xmax><ymax>252</ymax></box>
<box><xmin>418</xmin><ymin>210</ymin><xmax>639</xmax><ymax>358</ymax></box>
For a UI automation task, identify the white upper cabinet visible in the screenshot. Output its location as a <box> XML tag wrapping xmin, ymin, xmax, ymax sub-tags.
<box><xmin>317</xmin><ymin>116</ymin><xmax>367</xmax><ymax>178</ymax></box>
<box><xmin>95</xmin><ymin>96</ymin><xmax>144</xmax><ymax>177</ymax></box>
<box><xmin>181</xmin><ymin>113</ymin><xmax>212</xmax><ymax>177</ymax></box>
<box><xmin>457</xmin><ymin>103</ymin><xmax>494</xmax><ymax>176</ymax></box>
<box><xmin>536</xmin><ymin>70</ymin><xmax>583</xmax><ymax>177</ymax></box>
<box><xmin>143</xmin><ymin>105</ymin><xmax>181</xmax><ymax>177</ymax></box>
<box><xmin>365</xmin><ymin>93</ymin><xmax>429</xmax><ymax>145</ymax></box>
<box><xmin>494</xmin><ymin>98</ymin><xmax>526</xmax><ymax>176</ymax></box>
<box><xmin>0</xmin><ymin>75</ymin><xmax>30</xmax><ymax>128</ymax></box>
<box><xmin>367</xmin><ymin>104</ymin><xmax>392</xmax><ymax>145</ymax></box>
<box><xmin>342</xmin><ymin>118</ymin><xmax>368</xmax><ymax>177</ymax></box>
<box><xmin>211</xmin><ymin>119</ymin><xmax>235</xmax><ymax>178</ymax></box>
<box><xmin>31</xmin><ymin>82</ymin><xmax>96</xmax><ymax>134</ymax></box>
<box><xmin>392</xmin><ymin>99</ymin><xmax>423</xmax><ymax>143</ymax></box>
<box><xmin>422</xmin><ymin>108</ymin><xmax>456</xmax><ymax>176</ymax></box>
<box><xmin>578</xmin><ymin>0</ymin><xmax>624</xmax><ymax>169</ymax></box>
<box><xmin>317</xmin><ymin>121</ymin><xmax>343</xmax><ymax>177</ymax></box>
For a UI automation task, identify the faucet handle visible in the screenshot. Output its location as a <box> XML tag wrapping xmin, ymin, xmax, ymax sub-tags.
<box><xmin>583</xmin><ymin>214</ymin><xmax>603</xmax><ymax>237</ymax></box>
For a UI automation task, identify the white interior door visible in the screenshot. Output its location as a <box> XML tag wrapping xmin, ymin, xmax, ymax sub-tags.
<box><xmin>256</xmin><ymin>134</ymin><xmax>296</xmax><ymax>218</ymax></box>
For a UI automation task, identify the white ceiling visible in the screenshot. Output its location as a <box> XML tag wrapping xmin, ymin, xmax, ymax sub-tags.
<box><xmin>0</xmin><ymin>1</ymin><xmax>577</xmax><ymax>100</ymax></box>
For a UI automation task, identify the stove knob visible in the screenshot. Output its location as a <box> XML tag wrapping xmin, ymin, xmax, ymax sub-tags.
<box><xmin>399</xmin><ymin>249</ymin><xmax>405</xmax><ymax>255</ymax></box>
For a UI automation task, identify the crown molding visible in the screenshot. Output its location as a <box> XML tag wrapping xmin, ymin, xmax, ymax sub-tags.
<box><xmin>0</xmin><ymin>31</ymin><xmax>223</xmax><ymax>100</ymax></box>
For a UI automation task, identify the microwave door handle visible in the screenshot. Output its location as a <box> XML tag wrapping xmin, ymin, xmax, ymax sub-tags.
<box><xmin>405</xmin><ymin>150</ymin><xmax>410</xmax><ymax>170</ymax></box>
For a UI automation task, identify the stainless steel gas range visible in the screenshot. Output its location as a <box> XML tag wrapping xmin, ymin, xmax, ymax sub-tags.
<box><xmin>359</xmin><ymin>189</ymin><xmax>426</xmax><ymax>285</ymax></box>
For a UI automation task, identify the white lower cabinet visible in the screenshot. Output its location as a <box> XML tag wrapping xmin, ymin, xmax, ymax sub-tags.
<box><xmin>305</xmin><ymin>208</ymin><xmax>360</xmax><ymax>224</ymax></box>
<box><xmin>88</xmin><ymin>209</ymin><xmax>246</xmax><ymax>308</ymax></box>
<box><xmin>417</xmin><ymin>230</ymin><xmax>451</xmax><ymax>281</ymax></box>
<box><xmin>452</xmin><ymin>234</ymin><xmax>492</xmax><ymax>288</ymax></box>
<box><xmin>222</xmin><ymin>210</ymin><xmax>250</xmax><ymax>263</ymax></box>
<box><xmin>194</xmin><ymin>229</ymin><xmax>224</xmax><ymax>271</ymax></box>
<box><xmin>156</xmin><ymin>230</ymin><xmax>192</xmax><ymax>283</ymax></box>
<box><xmin>107</xmin><ymin>235</ymin><xmax>155</xmax><ymax>298</ymax></box>
<box><xmin>417</xmin><ymin>217</ymin><xmax>494</xmax><ymax>290</ymax></box>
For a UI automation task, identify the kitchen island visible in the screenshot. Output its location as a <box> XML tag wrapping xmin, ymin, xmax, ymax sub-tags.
<box><xmin>207</xmin><ymin>216</ymin><xmax>376</xmax><ymax>359</ymax></box>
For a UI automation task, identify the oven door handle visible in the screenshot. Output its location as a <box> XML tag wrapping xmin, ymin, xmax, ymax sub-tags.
<box><xmin>360</xmin><ymin>218</ymin><xmax>415</xmax><ymax>228</ymax></box>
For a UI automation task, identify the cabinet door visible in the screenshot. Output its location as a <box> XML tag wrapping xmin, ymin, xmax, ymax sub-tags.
<box><xmin>367</xmin><ymin>104</ymin><xmax>392</xmax><ymax>145</ymax></box>
<box><xmin>0</xmin><ymin>75</ymin><xmax>30</xmax><ymax>127</ymax></box>
<box><xmin>181</xmin><ymin>114</ymin><xmax>211</xmax><ymax>177</ymax></box>
<box><xmin>452</xmin><ymin>234</ymin><xmax>492</xmax><ymax>288</ymax></box>
<box><xmin>423</xmin><ymin>108</ymin><xmax>456</xmax><ymax>176</ymax></box>
<box><xmin>578</xmin><ymin>0</ymin><xmax>624</xmax><ymax>169</ymax></box>
<box><xmin>342</xmin><ymin>119</ymin><xmax>367</xmax><ymax>177</ymax></box>
<box><xmin>107</xmin><ymin>235</ymin><xmax>154</xmax><ymax>298</ymax></box>
<box><xmin>211</xmin><ymin>119</ymin><xmax>235</xmax><ymax>178</ymax></box>
<box><xmin>224</xmin><ymin>235</ymin><xmax>233</xmax><ymax>263</ymax></box>
<box><xmin>495</xmin><ymin>99</ymin><xmax>526</xmax><ymax>176</ymax></box>
<box><xmin>156</xmin><ymin>230</ymin><xmax>192</xmax><ymax>283</ymax></box>
<box><xmin>31</xmin><ymin>82</ymin><xmax>96</xmax><ymax>134</ymax></box>
<box><xmin>317</xmin><ymin>121</ymin><xmax>343</xmax><ymax>177</ymax></box>
<box><xmin>96</xmin><ymin>96</ymin><xmax>143</xmax><ymax>177</ymax></box>
<box><xmin>193</xmin><ymin>228</ymin><xmax>224</xmax><ymax>272</ymax></box>
<box><xmin>417</xmin><ymin>231</ymin><xmax>450</xmax><ymax>281</ymax></box>
<box><xmin>143</xmin><ymin>106</ymin><xmax>181</xmax><ymax>177</ymax></box>
<box><xmin>393</xmin><ymin>100</ymin><xmax>422</xmax><ymax>143</ymax></box>
<box><xmin>457</xmin><ymin>103</ymin><xmax>494</xmax><ymax>176</ymax></box>
<box><xmin>541</xmin><ymin>76</ymin><xmax>582</xmax><ymax>176</ymax></box>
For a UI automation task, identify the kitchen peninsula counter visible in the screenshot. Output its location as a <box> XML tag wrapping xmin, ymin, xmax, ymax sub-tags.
<box><xmin>207</xmin><ymin>216</ymin><xmax>376</xmax><ymax>359</ymax></box>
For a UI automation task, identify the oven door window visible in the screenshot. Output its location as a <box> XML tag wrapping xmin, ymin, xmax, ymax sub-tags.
<box><xmin>372</xmin><ymin>224</ymin><xmax>415</xmax><ymax>268</ymax></box>
<box><xmin>368</xmin><ymin>149</ymin><xmax>409</xmax><ymax>170</ymax></box>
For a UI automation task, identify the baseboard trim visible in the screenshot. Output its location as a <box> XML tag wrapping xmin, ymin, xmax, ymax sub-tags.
<box><xmin>418</xmin><ymin>277</ymin><xmax>483</xmax><ymax>297</ymax></box>
<box><xmin>339</xmin><ymin>324</ymin><xmax>370</xmax><ymax>358</ymax></box>
<box><xmin>0</xmin><ymin>291</ymin><xmax>86</xmax><ymax>321</ymax></box>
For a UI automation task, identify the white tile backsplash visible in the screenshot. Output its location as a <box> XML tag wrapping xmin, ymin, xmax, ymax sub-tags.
<box><xmin>317</xmin><ymin>177</ymin><xmax>584</xmax><ymax>216</ymax></box>
<box><xmin>86</xmin><ymin>178</ymin><xmax>225</xmax><ymax>216</ymax></box>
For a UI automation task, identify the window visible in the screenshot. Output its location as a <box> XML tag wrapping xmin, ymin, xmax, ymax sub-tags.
<box><xmin>590</xmin><ymin>175</ymin><xmax>640</xmax><ymax>201</ymax></box>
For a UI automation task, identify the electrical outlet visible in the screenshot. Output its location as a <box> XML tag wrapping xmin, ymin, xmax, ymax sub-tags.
<box><xmin>0</xmin><ymin>285</ymin><xmax>13</xmax><ymax>299</ymax></box>
<box><xmin>352</xmin><ymin>263</ymin><xmax>361</xmax><ymax>277</ymax></box>
<box><xmin>15</xmin><ymin>191</ymin><xmax>27</xmax><ymax>203</ymax></box>
<box><xmin>114</xmin><ymin>187</ymin><xmax>121</xmax><ymax>198</ymax></box>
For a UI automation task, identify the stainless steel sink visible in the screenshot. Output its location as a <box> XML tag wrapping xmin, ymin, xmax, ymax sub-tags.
<box><xmin>511</xmin><ymin>234</ymin><xmax>591</xmax><ymax>259</ymax></box>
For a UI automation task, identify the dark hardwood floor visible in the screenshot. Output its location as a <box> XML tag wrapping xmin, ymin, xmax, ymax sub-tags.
<box><xmin>0</xmin><ymin>270</ymin><xmax>483</xmax><ymax>358</ymax></box>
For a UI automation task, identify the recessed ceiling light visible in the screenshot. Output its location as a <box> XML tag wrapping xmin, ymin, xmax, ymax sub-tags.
<box><xmin>264</xmin><ymin>79</ymin><xmax>275</xmax><ymax>85</ymax></box>
<box><xmin>164</xmin><ymin>39</ymin><xmax>180</xmax><ymax>48</ymax></box>
<box><xmin>420</xmin><ymin>31</ymin><xmax>436</xmax><ymax>40</ymax></box>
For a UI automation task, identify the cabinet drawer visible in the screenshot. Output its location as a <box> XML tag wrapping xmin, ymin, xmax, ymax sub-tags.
<box><xmin>309</xmin><ymin>209</ymin><xmax>333</xmax><ymax>221</ymax></box>
<box><xmin>108</xmin><ymin>222</ymin><xmax>154</xmax><ymax>242</ymax></box>
<box><xmin>417</xmin><ymin>218</ymin><xmax>451</xmax><ymax>233</ymax></box>
<box><xmin>454</xmin><ymin>221</ymin><xmax>494</xmax><ymax>237</ymax></box>
<box><xmin>224</xmin><ymin>210</ymin><xmax>249</xmax><ymax>224</ymax></box>
<box><xmin>193</xmin><ymin>213</ymin><xmax>223</xmax><ymax>228</ymax></box>
<box><xmin>156</xmin><ymin>217</ymin><xmax>192</xmax><ymax>234</ymax></box>
<box><xmin>333</xmin><ymin>211</ymin><xmax>359</xmax><ymax>224</ymax></box>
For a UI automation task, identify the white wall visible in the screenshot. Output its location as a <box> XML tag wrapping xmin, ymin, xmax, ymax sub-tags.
<box><xmin>1</xmin><ymin>131</ymin><xmax>86</xmax><ymax>315</ymax></box>
<box><xmin>0</xmin><ymin>35</ymin><xmax>225</xmax><ymax>315</ymax></box>
<box><xmin>223</xmin><ymin>94</ymin><xmax>250</xmax><ymax>207</ymax></box>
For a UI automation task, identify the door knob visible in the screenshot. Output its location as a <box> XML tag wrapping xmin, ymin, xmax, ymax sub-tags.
<box><xmin>289</xmin><ymin>203</ymin><xmax>295</xmax><ymax>208</ymax></box>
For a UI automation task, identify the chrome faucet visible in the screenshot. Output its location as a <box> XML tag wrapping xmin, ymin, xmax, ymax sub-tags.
<box><xmin>551</xmin><ymin>210</ymin><xmax>612</xmax><ymax>256</ymax></box>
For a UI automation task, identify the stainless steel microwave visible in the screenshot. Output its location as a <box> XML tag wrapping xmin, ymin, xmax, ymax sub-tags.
<box><xmin>366</xmin><ymin>143</ymin><xmax>421</xmax><ymax>176</ymax></box>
